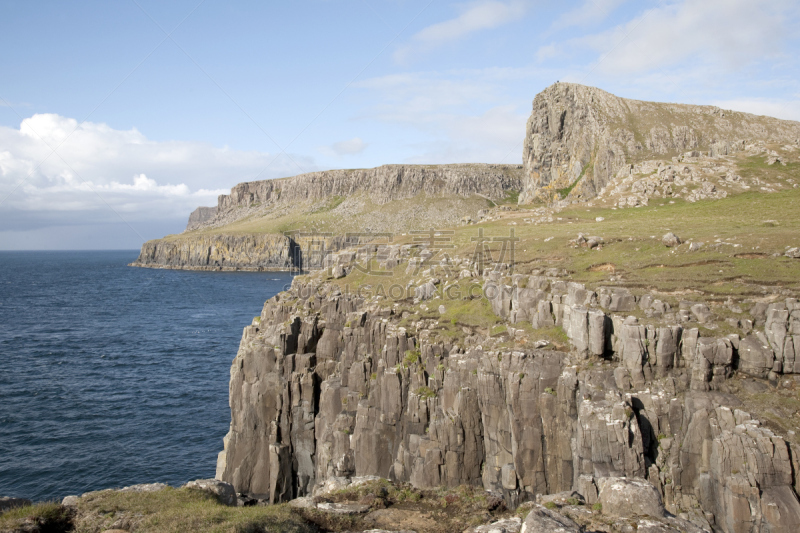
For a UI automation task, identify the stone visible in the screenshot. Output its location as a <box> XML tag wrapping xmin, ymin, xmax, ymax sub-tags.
<box><xmin>519</xmin><ymin>503</ymin><xmax>582</xmax><ymax>533</ymax></box>
<box><xmin>61</xmin><ymin>495</ymin><xmax>79</xmax><ymax>507</ymax></box>
<box><xmin>662</xmin><ymin>233</ymin><xmax>682</xmax><ymax>247</ymax></box>
<box><xmin>466</xmin><ymin>516</ymin><xmax>522</xmax><ymax>533</ymax></box>
<box><xmin>316</xmin><ymin>502</ymin><xmax>371</xmax><ymax>514</ymax></box>
<box><xmin>119</xmin><ymin>483</ymin><xmax>168</xmax><ymax>493</ymax></box>
<box><xmin>786</xmin><ymin>247</ymin><xmax>800</xmax><ymax>258</ymax></box>
<box><xmin>597</xmin><ymin>477</ymin><xmax>665</xmax><ymax>518</ymax></box>
<box><xmin>183</xmin><ymin>479</ymin><xmax>237</xmax><ymax>506</ymax></box>
<box><xmin>690</xmin><ymin>304</ymin><xmax>712</xmax><ymax>323</ymax></box>
<box><xmin>688</xmin><ymin>242</ymin><xmax>704</xmax><ymax>252</ymax></box>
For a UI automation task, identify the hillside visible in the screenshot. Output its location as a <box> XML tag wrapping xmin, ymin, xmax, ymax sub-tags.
<box><xmin>521</xmin><ymin>82</ymin><xmax>800</xmax><ymax>203</ymax></box>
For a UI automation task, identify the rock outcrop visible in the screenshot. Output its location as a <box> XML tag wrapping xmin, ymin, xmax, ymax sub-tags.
<box><xmin>186</xmin><ymin>206</ymin><xmax>218</xmax><ymax>231</ymax></box>
<box><xmin>520</xmin><ymin>83</ymin><xmax>800</xmax><ymax>203</ymax></box>
<box><xmin>130</xmin><ymin>234</ymin><xmax>296</xmax><ymax>271</ymax></box>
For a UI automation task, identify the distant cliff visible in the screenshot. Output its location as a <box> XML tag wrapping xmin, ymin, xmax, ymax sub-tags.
<box><xmin>186</xmin><ymin>206</ymin><xmax>218</xmax><ymax>231</ymax></box>
<box><xmin>200</xmin><ymin>163</ymin><xmax>523</xmax><ymax>230</ymax></box>
<box><xmin>132</xmin><ymin>163</ymin><xmax>524</xmax><ymax>270</ymax></box>
<box><xmin>520</xmin><ymin>83</ymin><xmax>800</xmax><ymax>203</ymax></box>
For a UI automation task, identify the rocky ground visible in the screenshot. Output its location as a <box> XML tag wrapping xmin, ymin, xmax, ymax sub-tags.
<box><xmin>0</xmin><ymin>475</ymin><xmax>718</xmax><ymax>533</ymax></box>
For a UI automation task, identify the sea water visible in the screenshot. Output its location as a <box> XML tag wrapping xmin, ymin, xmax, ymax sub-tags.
<box><xmin>0</xmin><ymin>250</ymin><xmax>293</xmax><ymax>501</ymax></box>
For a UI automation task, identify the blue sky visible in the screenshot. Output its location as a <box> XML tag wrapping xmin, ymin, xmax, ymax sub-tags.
<box><xmin>1</xmin><ymin>0</ymin><xmax>798</xmax><ymax>249</ymax></box>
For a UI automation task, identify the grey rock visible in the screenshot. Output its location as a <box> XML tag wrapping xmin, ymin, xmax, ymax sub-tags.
<box><xmin>316</xmin><ymin>502</ymin><xmax>371</xmax><ymax>514</ymax></box>
<box><xmin>520</xmin><ymin>504</ymin><xmax>582</xmax><ymax>533</ymax></box>
<box><xmin>119</xmin><ymin>483</ymin><xmax>168</xmax><ymax>493</ymax></box>
<box><xmin>466</xmin><ymin>516</ymin><xmax>522</xmax><ymax>533</ymax></box>
<box><xmin>597</xmin><ymin>477</ymin><xmax>665</xmax><ymax>518</ymax></box>
<box><xmin>661</xmin><ymin>233</ymin><xmax>682</xmax><ymax>247</ymax></box>
<box><xmin>185</xmin><ymin>206</ymin><xmax>217</xmax><ymax>231</ymax></box>
<box><xmin>690</xmin><ymin>304</ymin><xmax>712</xmax><ymax>323</ymax></box>
<box><xmin>61</xmin><ymin>495</ymin><xmax>79</xmax><ymax>507</ymax></box>
<box><xmin>183</xmin><ymin>478</ymin><xmax>237</xmax><ymax>506</ymax></box>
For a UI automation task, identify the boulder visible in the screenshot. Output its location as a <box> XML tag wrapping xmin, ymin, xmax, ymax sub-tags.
<box><xmin>466</xmin><ymin>516</ymin><xmax>522</xmax><ymax>533</ymax></box>
<box><xmin>662</xmin><ymin>233</ymin><xmax>681</xmax><ymax>247</ymax></box>
<box><xmin>597</xmin><ymin>477</ymin><xmax>665</xmax><ymax>518</ymax></box>
<box><xmin>118</xmin><ymin>483</ymin><xmax>168</xmax><ymax>493</ymax></box>
<box><xmin>183</xmin><ymin>479</ymin><xmax>237</xmax><ymax>506</ymax></box>
<box><xmin>519</xmin><ymin>503</ymin><xmax>582</xmax><ymax>533</ymax></box>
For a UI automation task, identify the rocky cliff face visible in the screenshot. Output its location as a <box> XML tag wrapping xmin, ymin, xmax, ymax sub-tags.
<box><xmin>204</xmin><ymin>164</ymin><xmax>523</xmax><ymax>230</ymax></box>
<box><xmin>130</xmin><ymin>234</ymin><xmax>365</xmax><ymax>271</ymax></box>
<box><xmin>520</xmin><ymin>83</ymin><xmax>800</xmax><ymax>203</ymax></box>
<box><xmin>130</xmin><ymin>234</ymin><xmax>295</xmax><ymax>271</ymax></box>
<box><xmin>186</xmin><ymin>206</ymin><xmax>218</xmax><ymax>231</ymax></box>
<box><xmin>217</xmin><ymin>247</ymin><xmax>800</xmax><ymax>533</ymax></box>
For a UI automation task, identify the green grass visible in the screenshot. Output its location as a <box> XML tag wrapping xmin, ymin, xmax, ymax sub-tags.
<box><xmin>0</xmin><ymin>501</ymin><xmax>73</xmax><ymax>532</ymax></box>
<box><xmin>415</xmin><ymin>386</ymin><xmax>437</xmax><ymax>399</ymax></box>
<box><xmin>557</xmin><ymin>161</ymin><xmax>591</xmax><ymax>198</ymax></box>
<box><xmin>68</xmin><ymin>487</ymin><xmax>314</xmax><ymax>533</ymax></box>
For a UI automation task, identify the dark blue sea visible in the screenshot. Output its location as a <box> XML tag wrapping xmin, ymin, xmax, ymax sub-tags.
<box><xmin>0</xmin><ymin>251</ymin><xmax>293</xmax><ymax>502</ymax></box>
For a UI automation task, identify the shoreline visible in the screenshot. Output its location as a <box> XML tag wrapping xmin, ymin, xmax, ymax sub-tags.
<box><xmin>127</xmin><ymin>262</ymin><xmax>301</xmax><ymax>273</ymax></box>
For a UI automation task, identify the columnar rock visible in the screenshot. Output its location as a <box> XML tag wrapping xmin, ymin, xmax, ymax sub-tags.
<box><xmin>217</xmin><ymin>275</ymin><xmax>800</xmax><ymax>533</ymax></box>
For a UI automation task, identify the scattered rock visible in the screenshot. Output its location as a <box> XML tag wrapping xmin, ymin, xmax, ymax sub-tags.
<box><xmin>466</xmin><ymin>516</ymin><xmax>522</xmax><ymax>533</ymax></box>
<box><xmin>183</xmin><ymin>479</ymin><xmax>237</xmax><ymax>506</ymax></box>
<box><xmin>595</xmin><ymin>217</ymin><xmax>604</xmax><ymax>222</ymax></box>
<box><xmin>688</xmin><ymin>242</ymin><xmax>704</xmax><ymax>252</ymax></box>
<box><xmin>316</xmin><ymin>502</ymin><xmax>371</xmax><ymax>514</ymax></box>
<box><xmin>785</xmin><ymin>247</ymin><xmax>800</xmax><ymax>258</ymax></box>
<box><xmin>597</xmin><ymin>477</ymin><xmax>665</xmax><ymax>519</ymax></box>
<box><xmin>118</xmin><ymin>483</ymin><xmax>167</xmax><ymax>493</ymax></box>
<box><xmin>662</xmin><ymin>232</ymin><xmax>681</xmax><ymax>247</ymax></box>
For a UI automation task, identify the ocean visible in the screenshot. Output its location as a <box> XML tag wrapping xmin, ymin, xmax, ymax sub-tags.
<box><xmin>0</xmin><ymin>250</ymin><xmax>293</xmax><ymax>502</ymax></box>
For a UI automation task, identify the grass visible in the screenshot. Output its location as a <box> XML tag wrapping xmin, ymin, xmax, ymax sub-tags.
<box><xmin>415</xmin><ymin>386</ymin><xmax>437</xmax><ymax>399</ymax></box>
<box><xmin>65</xmin><ymin>487</ymin><xmax>314</xmax><ymax>533</ymax></box>
<box><xmin>557</xmin><ymin>161</ymin><xmax>591</xmax><ymax>199</ymax></box>
<box><xmin>0</xmin><ymin>501</ymin><xmax>73</xmax><ymax>532</ymax></box>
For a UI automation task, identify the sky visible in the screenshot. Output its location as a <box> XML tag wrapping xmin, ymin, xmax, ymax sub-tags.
<box><xmin>0</xmin><ymin>0</ymin><xmax>798</xmax><ymax>250</ymax></box>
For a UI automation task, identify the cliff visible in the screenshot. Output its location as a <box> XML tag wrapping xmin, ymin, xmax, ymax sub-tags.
<box><xmin>132</xmin><ymin>163</ymin><xmax>523</xmax><ymax>271</ymax></box>
<box><xmin>520</xmin><ymin>83</ymin><xmax>800</xmax><ymax>203</ymax></box>
<box><xmin>217</xmin><ymin>252</ymin><xmax>800</xmax><ymax>532</ymax></box>
<box><xmin>203</xmin><ymin>163</ymin><xmax>524</xmax><ymax>231</ymax></box>
<box><xmin>186</xmin><ymin>206</ymin><xmax>218</xmax><ymax>231</ymax></box>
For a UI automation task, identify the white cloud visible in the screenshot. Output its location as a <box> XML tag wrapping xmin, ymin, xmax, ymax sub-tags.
<box><xmin>319</xmin><ymin>137</ymin><xmax>368</xmax><ymax>157</ymax></box>
<box><xmin>394</xmin><ymin>1</ymin><xmax>528</xmax><ymax>63</ymax></box>
<box><xmin>538</xmin><ymin>0</ymin><xmax>796</xmax><ymax>76</ymax></box>
<box><xmin>0</xmin><ymin>114</ymin><xmax>316</xmax><ymax>226</ymax></box>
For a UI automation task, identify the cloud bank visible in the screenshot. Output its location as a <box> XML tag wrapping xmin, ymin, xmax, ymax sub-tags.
<box><xmin>0</xmin><ymin>114</ymin><xmax>316</xmax><ymax>227</ymax></box>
